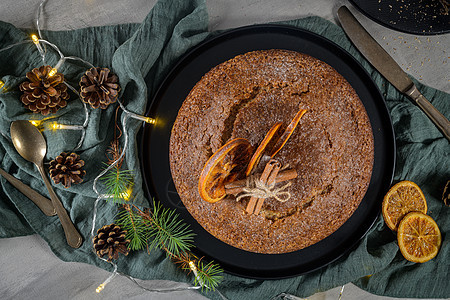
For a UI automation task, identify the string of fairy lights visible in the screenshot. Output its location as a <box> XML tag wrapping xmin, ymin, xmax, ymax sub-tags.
<box><xmin>0</xmin><ymin>2</ymin><xmax>355</xmax><ymax>299</ymax></box>
<box><xmin>0</xmin><ymin>0</ymin><xmax>214</xmax><ymax>296</ymax></box>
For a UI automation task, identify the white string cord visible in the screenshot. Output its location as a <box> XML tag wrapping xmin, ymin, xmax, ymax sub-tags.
<box><xmin>74</xmin><ymin>100</ymin><xmax>89</xmax><ymax>151</ymax></box>
<box><xmin>95</xmin><ymin>263</ymin><xmax>119</xmax><ymax>293</ymax></box>
<box><xmin>35</xmin><ymin>0</ymin><xmax>48</xmax><ymax>62</ymax></box>
<box><xmin>90</xmin><ymin>193</ymin><xmax>120</xmax><ymax>294</ymax></box>
<box><xmin>62</xmin><ymin>83</ymin><xmax>89</xmax><ymax>151</ymax></box>
<box><xmin>65</xmin><ymin>56</ymin><xmax>95</xmax><ymax>69</ymax></box>
<box><xmin>0</xmin><ymin>40</ymin><xmax>32</xmax><ymax>54</ymax></box>
<box><xmin>38</xmin><ymin>39</ymin><xmax>64</xmax><ymax>59</ymax></box>
<box><xmin>91</xmin><ymin>112</ymin><xmax>130</xmax><ymax>199</ymax></box>
<box><xmin>36</xmin><ymin>0</ymin><xmax>47</xmax><ymax>40</ymax></box>
<box><xmin>2</xmin><ymin>0</ymin><xmax>222</xmax><ymax>296</ymax></box>
<box><xmin>338</xmin><ymin>285</ymin><xmax>345</xmax><ymax>300</ymax></box>
<box><xmin>89</xmin><ymin>109</ymin><xmax>128</xmax><ymax>293</ymax></box>
<box><xmin>120</xmin><ymin>273</ymin><xmax>201</xmax><ymax>293</ymax></box>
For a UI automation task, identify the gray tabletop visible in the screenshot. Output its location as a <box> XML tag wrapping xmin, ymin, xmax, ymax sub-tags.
<box><xmin>0</xmin><ymin>0</ymin><xmax>448</xmax><ymax>299</ymax></box>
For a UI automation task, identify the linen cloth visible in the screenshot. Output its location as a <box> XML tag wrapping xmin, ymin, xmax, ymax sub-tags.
<box><xmin>0</xmin><ymin>0</ymin><xmax>448</xmax><ymax>298</ymax></box>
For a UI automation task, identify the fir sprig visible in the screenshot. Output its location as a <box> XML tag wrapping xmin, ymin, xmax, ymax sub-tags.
<box><xmin>167</xmin><ymin>245</ymin><xmax>224</xmax><ymax>291</ymax></box>
<box><xmin>116</xmin><ymin>206</ymin><xmax>148</xmax><ymax>250</ymax></box>
<box><xmin>118</xmin><ymin>204</ymin><xmax>195</xmax><ymax>256</ymax></box>
<box><xmin>146</xmin><ymin>202</ymin><xmax>195</xmax><ymax>256</ymax></box>
<box><xmin>193</xmin><ymin>260</ymin><xmax>223</xmax><ymax>291</ymax></box>
<box><xmin>101</xmin><ymin>118</ymin><xmax>134</xmax><ymax>204</ymax></box>
<box><xmin>115</xmin><ymin>204</ymin><xmax>223</xmax><ymax>291</ymax></box>
<box><xmin>101</xmin><ymin>163</ymin><xmax>133</xmax><ymax>204</ymax></box>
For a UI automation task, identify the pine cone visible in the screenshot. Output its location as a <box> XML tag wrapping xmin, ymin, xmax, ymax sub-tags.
<box><xmin>19</xmin><ymin>65</ymin><xmax>69</xmax><ymax>115</ymax></box>
<box><xmin>49</xmin><ymin>152</ymin><xmax>86</xmax><ymax>188</ymax></box>
<box><xmin>93</xmin><ymin>224</ymin><xmax>130</xmax><ymax>262</ymax></box>
<box><xmin>79</xmin><ymin>67</ymin><xmax>120</xmax><ymax>109</ymax></box>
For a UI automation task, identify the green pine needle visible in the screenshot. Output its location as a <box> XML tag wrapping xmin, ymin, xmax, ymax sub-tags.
<box><xmin>116</xmin><ymin>208</ymin><xmax>148</xmax><ymax>250</ymax></box>
<box><xmin>192</xmin><ymin>260</ymin><xmax>224</xmax><ymax>291</ymax></box>
<box><xmin>147</xmin><ymin>202</ymin><xmax>195</xmax><ymax>256</ymax></box>
<box><xmin>101</xmin><ymin>163</ymin><xmax>134</xmax><ymax>204</ymax></box>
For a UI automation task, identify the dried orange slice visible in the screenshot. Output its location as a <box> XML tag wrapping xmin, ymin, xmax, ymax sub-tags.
<box><xmin>199</xmin><ymin>138</ymin><xmax>253</xmax><ymax>203</ymax></box>
<box><xmin>382</xmin><ymin>181</ymin><xmax>427</xmax><ymax>231</ymax></box>
<box><xmin>269</xmin><ymin>109</ymin><xmax>307</xmax><ymax>157</ymax></box>
<box><xmin>245</xmin><ymin>122</ymin><xmax>282</xmax><ymax>176</ymax></box>
<box><xmin>397</xmin><ymin>212</ymin><xmax>441</xmax><ymax>263</ymax></box>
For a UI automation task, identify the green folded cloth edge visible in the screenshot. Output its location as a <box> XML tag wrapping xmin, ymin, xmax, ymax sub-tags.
<box><xmin>0</xmin><ymin>0</ymin><xmax>448</xmax><ymax>299</ymax></box>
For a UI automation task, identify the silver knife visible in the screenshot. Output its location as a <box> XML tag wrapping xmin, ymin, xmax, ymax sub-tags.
<box><xmin>337</xmin><ymin>6</ymin><xmax>450</xmax><ymax>141</ymax></box>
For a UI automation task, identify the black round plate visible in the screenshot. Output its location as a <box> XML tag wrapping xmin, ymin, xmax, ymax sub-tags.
<box><xmin>140</xmin><ymin>24</ymin><xmax>396</xmax><ymax>279</ymax></box>
<box><xmin>350</xmin><ymin>0</ymin><xmax>450</xmax><ymax>35</ymax></box>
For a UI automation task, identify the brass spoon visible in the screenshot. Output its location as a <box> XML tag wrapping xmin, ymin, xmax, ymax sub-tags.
<box><xmin>10</xmin><ymin>120</ymin><xmax>82</xmax><ymax>248</ymax></box>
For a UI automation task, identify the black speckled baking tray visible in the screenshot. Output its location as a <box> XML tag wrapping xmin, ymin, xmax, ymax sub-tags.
<box><xmin>350</xmin><ymin>0</ymin><xmax>450</xmax><ymax>35</ymax></box>
<box><xmin>139</xmin><ymin>24</ymin><xmax>396</xmax><ymax>279</ymax></box>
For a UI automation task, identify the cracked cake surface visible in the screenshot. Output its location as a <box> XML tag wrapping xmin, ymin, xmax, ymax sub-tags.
<box><xmin>169</xmin><ymin>49</ymin><xmax>374</xmax><ymax>254</ymax></box>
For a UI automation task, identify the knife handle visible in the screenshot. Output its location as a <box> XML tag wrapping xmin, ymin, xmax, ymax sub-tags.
<box><xmin>0</xmin><ymin>167</ymin><xmax>56</xmax><ymax>216</ymax></box>
<box><xmin>405</xmin><ymin>85</ymin><xmax>450</xmax><ymax>141</ymax></box>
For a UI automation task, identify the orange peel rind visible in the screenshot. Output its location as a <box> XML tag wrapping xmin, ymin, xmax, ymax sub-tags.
<box><xmin>245</xmin><ymin>122</ymin><xmax>282</xmax><ymax>176</ymax></box>
<box><xmin>198</xmin><ymin>138</ymin><xmax>253</xmax><ymax>203</ymax></box>
<box><xmin>270</xmin><ymin>109</ymin><xmax>307</xmax><ymax>157</ymax></box>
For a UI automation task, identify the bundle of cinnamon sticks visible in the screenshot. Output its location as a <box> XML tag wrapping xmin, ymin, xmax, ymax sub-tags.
<box><xmin>225</xmin><ymin>159</ymin><xmax>297</xmax><ymax>215</ymax></box>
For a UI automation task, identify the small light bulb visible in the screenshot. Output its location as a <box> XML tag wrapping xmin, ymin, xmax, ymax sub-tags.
<box><xmin>145</xmin><ymin>117</ymin><xmax>156</xmax><ymax>124</ymax></box>
<box><xmin>128</xmin><ymin>113</ymin><xmax>156</xmax><ymax>124</ymax></box>
<box><xmin>29</xmin><ymin>120</ymin><xmax>46</xmax><ymax>131</ymax></box>
<box><xmin>51</xmin><ymin>122</ymin><xmax>60</xmax><ymax>130</ymax></box>
<box><xmin>31</xmin><ymin>34</ymin><xmax>39</xmax><ymax>44</ymax></box>
<box><xmin>46</xmin><ymin>123</ymin><xmax>83</xmax><ymax>131</ymax></box>
<box><xmin>120</xmin><ymin>187</ymin><xmax>133</xmax><ymax>201</ymax></box>
<box><xmin>30</xmin><ymin>120</ymin><xmax>42</xmax><ymax>127</ymax></box>
<box><xmin>189</xmin><ymin>260</ymin><xmax>205</xmax><ymax>288</ymax></box>
<box><xmin>48</xmin><ymin>68</ymin><xmax>58</xmax><ymax>77</ymax></box>
<box><xmin>96</xmin><ymin>283</ymin><xmax>105</xmax><ymax>293</ymax></box>
<box><xmin>31</xmin><ymin>34</ymin><xmax>45</xmax><ymax>59</ymax></box>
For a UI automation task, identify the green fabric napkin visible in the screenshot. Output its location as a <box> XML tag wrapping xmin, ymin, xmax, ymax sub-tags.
<box><xmin>0</xmin><ymin>0</ymin><xmax>448</xmax><ymax>299</ymax></box>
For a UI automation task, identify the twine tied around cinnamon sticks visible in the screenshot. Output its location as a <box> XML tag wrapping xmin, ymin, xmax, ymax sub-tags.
<box><xmin>225</xmin><ymin>159</ymin><xmax>297</xmax><ymax>215</ymax></box>
<box><xmin>236</xmin><ymin>176</ymin><xmax>292</xmax><ymax>203</ymax></box>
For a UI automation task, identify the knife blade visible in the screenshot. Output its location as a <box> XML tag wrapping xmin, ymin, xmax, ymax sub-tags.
<box><xmin>337</xmin><ymin>6</ymin><xmax>450</xmax><ymax>141</ymax></box>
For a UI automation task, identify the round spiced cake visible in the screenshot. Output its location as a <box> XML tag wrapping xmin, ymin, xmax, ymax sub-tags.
<box><xmin>169</xmin><ymin>49</ymin><xmax>374</xmax><ymax>254</ymax></box>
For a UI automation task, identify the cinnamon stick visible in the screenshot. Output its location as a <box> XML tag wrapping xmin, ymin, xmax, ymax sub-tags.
<box><xmin>253</xmin><ymin>161</ymin><xmax>281</xmax><ymax>215</ymax></box>
<box><xmin>225</xmin><ymin>169</ymin><xmax>297</xmax><ymax>195</ymax></box>
<box><xmin>245</xmin><ymin>160</ymin><xmax>276</xmax><ymax>214</ymax></box>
